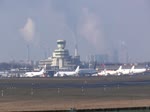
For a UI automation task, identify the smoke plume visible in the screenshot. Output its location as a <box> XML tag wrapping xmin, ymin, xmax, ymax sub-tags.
<box><xmin>20</xmin><ymin>18</ymin><xmax>35</xmax><ymax>42</ymax></box>
<box><xmin>78</xmin><ymin>8</ymin><xmax>106</xmax><ymax>53</ymax></box>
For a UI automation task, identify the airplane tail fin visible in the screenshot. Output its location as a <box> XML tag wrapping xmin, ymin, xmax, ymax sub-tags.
<box><xmin>116</xmin><ymin>66</ymin><xmax>122</xmax><ymax>75</ymax></box>
<box><xmin>40</xmin><ymin>65</ymin><xmax>47</xmax><ymax>73</ymax></box>
<box><xmin>75</xmin><ymin>66</ymin><xmax>80</xmax><ymax>73</ymax></box>
<box><xmin>130</xmin><ymin>65</ymin><xmax>135</xmax><ymax>74</ymax></box>
<box><xmin>131</xmin><ymin>65</ymin><xmax>135</xmax><ymax>71</ymax></box>
<box><xmin>118</xmin><ymin>66</ymin><xmax>122</xmax><ymax>71</ymax></box>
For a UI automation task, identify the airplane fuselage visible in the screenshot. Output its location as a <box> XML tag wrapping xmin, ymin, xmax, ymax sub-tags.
<box><xmin>25</xmin><ymin>72</ymin><xmax>44</xmax><ymax>77</ymax></box>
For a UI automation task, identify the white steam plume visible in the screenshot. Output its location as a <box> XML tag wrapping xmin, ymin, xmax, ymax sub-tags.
<box><xmin>20</xmin><ymin>18</ymin><xmax>35</xmax><ymax>42</ymax></box>
<box><xmin>78</xmin><ymin>8</ymin><xmax>106</xmax><ymax>53</ymax></box>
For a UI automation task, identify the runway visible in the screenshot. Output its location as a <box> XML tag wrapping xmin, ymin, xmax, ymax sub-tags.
<box><xmin>1</xmin><ymin>77</ymin><xmax>150</xmax><ymax>89</ymax></box>
<box><xmin>0</xmin><ymin>74</ymin><xmax>150</xmax><ymax>88</ymax></box>
<box><xmin>0</xmin><ymin>74</ymin><xmax>150</xmax><ymax>111</ymax></box>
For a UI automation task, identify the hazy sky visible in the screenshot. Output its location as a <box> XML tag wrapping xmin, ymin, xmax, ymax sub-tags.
<box><xmin>0</xmin><ymin>0</ymin><xmax>150</xmax><ymax>62</ymax></box>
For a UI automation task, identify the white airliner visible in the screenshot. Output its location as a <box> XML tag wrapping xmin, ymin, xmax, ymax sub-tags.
<box><xmin>130</xmin><ymin>66</ymin><xmax>146</xmax><ymax>74</ymax></box>
<box><xmin>97</xmin><ymin>69</ymin><xmax>116</xmax><ymax>76</ymax></box>
<box><xmin>111</xmin><ymin>65</ymin><xmax>145</xmax><ymax>75</ymax></box>
<box><xmin>96</xmin><ymin>65</ymin><xmax>147</xmax><ymax>76</ymax></box>
<box><xmin>118</xmin><ymin>66</ymin><xmax>134</xmax><ymax>75</ymax></box>
<box><xmin>54</xmin><ymin>66</ymin><xmax>80</xmax><ymax>77</ymax></box>
<box><xmin>98</xmin><ymin>66</ymin><xmax>122</xmax><ymax>76</ymax></box>
<box><xmin>78</xmin><ymin>68</ymin><xmax>98</xmax><ymax>76</ymax></box>
<box><xmin>24</xmin><ymin>65</ymin><xmax>46</xmax><ymax>77</ymax></box>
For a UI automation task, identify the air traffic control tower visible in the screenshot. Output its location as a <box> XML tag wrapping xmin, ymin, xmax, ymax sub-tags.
<box><xmin>51</xmin><ymin>40</ymin><xmax>71</xmax><ymax>68</ymax></box>
<box><xmin>39</xmin><ymin>39</ymin><xmax>80</xmax><ymax>70</ymax></box>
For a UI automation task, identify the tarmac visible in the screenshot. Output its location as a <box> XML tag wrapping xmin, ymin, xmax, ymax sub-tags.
<box><xmin>0</xmin><ymin>75</ymin><xmax>150</xmax><ymax>111</ymax></box>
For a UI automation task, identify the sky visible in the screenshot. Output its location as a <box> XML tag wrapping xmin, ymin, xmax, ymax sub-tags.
<box><xmin>0</xmin><ymin>0</ymin><xmax>150</xmax><ymax>62</ymax></box>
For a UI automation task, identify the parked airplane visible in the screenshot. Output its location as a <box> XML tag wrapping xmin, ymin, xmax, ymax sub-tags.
<box><xmin>0</xmin><ymin>71</ymin><xmax>9</xmax><ymax>77</ymax></box>
<box><xmin>24</xmin><ymin>65</ymin><xmax>46</xmax><ymax>77</ymax></box>
<box><xmin>107</xmin><ymin>65</ymin><xmax>144</xmax><ymax>75</ymax></box>
<box><xmin>118</xmin><ymin>66</ymin><xmax>134</xmax><ymax>75</ymax></box>
<box><xmin>115</xmin><ymin>65</ymin><xmax>147</xmax><ymax>75</ymax></box>
<box><xmin>54</xmin><ymin>66</ymin><xmax>80</xmax><ymax>77</ymax></box>
<box><xmin>78</xmin><ymin>68</ymin><xmax>98</xmax><ymax>76</ymax></box>
<box><xmin>130</xmin><ymin>66</ymin><xmax>146</xmax><ymax>74</ymax></box>
<box><xmin>97</xmin><ymin>69</ymin><xmax>115</xmax><ymax>76</ymax></box>
<box><xmin>98</xmin><ymin>66</ymin><xmax>122</xmax><ymax>76</ymax></box>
